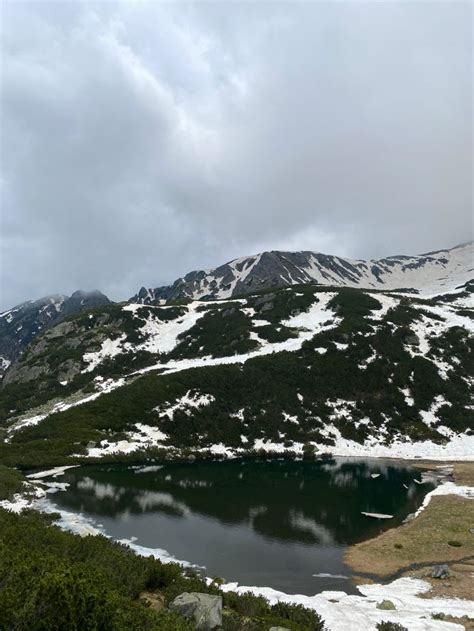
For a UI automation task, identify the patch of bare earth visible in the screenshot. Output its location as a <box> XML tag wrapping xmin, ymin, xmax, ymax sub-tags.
<box><xmin>346</xmin><ymin>462</ymin><xmax>474</xmax><ymax>604</ymax></box>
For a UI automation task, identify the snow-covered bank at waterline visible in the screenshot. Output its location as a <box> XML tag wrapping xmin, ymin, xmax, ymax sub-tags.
<box><xmin>413</xmin><ymin>481</ymin><xmax>474</xmax><ymax>517</ymax></box>
<box><xmin>81</xmin><ymin>428</ymin><xmax>474</xmax><ymax>461</ymax></box>
<box><xmin>219</xmin><ymin>578</ymin><xmax>474</xmax><ymax>630</ymax></box>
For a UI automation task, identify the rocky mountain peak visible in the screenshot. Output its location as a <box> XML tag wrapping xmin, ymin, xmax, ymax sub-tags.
<box><xmin>130</xmin><ymin>241</ymin><xmax>473</xmax><ymax>305</ymax></box>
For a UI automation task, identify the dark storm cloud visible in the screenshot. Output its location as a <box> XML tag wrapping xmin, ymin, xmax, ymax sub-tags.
<box><xmin>1</xmin><ymin>1</ymin><xmax>472</xmax><ymax>309</ymax></box>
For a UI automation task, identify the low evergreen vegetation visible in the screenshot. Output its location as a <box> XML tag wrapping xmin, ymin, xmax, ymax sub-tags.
<box><xmin>0</xmin><ymin>466</ymin><xmax>325</xmax><ymax>630</ymax></box>
<box><xmin>0</xmin><ymin>284</ymin><xmax>471</xmax><ymax>469</ymax></box>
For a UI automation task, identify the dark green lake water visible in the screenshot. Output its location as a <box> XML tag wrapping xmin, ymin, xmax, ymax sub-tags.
<box><xmin>48</xmin><ymin>458</ymin><xmax>434</xmax><ymax>594</ymax></box>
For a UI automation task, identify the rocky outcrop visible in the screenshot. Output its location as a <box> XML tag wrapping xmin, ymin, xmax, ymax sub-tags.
<box><xmin>0</xmin><ymin>290</ymin><xmax>110</xmax><ymax>379</ymax></box>
<box><xmin>169</xmin><ymin>592</ymin><xmax>222</xmax><ymax>630</ymax></box>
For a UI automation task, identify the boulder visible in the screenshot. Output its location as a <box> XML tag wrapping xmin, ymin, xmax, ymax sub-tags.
<box><xmin>431</xmin><ymin>564</ymin><xmax>451</xmax><ymax>579</ymax></box>
<box><xmin>269</xmin><ymin>628</ymin><xmax>291</xmax><ymax>631</ymax></box>
<box><xmin>376</xmin><ymin>600</ymin><xmax>396</xmax><ymax>610</ymax></box>
<box><xmin>169</xmin><ymin>592</ymin><xmax>222</xmax><ymax>630</ymax></box>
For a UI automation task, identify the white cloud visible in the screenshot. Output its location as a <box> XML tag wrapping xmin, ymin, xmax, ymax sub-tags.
<box><xmin>1</xmin><ymin>1</ymin><xmax>471</xmax><ymax>308</ymax></box>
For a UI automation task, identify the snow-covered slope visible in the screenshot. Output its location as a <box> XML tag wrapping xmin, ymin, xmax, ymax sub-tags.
<box><xmin>2</xmin><ymin>282</ymin><xmax>472</xmax><ymax>463</ymax></box>
<box><xmin>132</xmin><ymin>242</ymin><xmax>473</xmax><ymax>304</ymax></box>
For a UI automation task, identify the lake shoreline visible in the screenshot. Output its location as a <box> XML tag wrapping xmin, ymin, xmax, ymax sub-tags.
<box><xmin>2</xmin><ymin>458</ymin><xmax>474</xmax><ymax>629</ymax></box>
<box><xmin>345</xmin><ymin>462</ymin><xmax>474</xmax><ymax>607</ymax></box>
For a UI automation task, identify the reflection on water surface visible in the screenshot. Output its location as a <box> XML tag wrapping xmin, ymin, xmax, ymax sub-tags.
<box><xmin>49</xmin><ymin>458</ymin><xmax>434</xmax><ymax>594</ymax></box>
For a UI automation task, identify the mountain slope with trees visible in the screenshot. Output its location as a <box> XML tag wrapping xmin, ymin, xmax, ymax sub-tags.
<box><xmin>1</xmin><ymin>280</ymin><xmax>472</xmax><ymax>469</ymax></box>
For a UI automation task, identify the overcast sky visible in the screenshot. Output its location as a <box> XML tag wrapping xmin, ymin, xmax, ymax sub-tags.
<box><xmin>1</xmin><ymin>1</ymin><xmax>472</xmax><ymax>309</ymax></box>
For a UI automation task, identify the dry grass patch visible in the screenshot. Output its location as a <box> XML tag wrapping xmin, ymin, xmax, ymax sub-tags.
<box><xmin>346</xmin><ymin>495</ymin><xmax>474</xmax><ymax>577</ymax></box>
<box><xmin>454</xmin><ymin>463</ymin><xmax>474</xmax><ymax>486</ymax></box>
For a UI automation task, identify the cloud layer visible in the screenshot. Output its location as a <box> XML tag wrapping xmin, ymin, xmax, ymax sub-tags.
<box><xmin>1</xmin><ymin>1</ymin><xmax>472</xmax><ymax>308</ymax></box>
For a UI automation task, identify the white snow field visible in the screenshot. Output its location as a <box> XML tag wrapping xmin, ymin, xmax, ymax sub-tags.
<box><xmin>219</xmin><ymin>576</ymin><xmax>474</xmax><ymax>631</ymax></box>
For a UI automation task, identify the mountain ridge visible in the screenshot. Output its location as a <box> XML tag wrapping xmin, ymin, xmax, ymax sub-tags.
<box><xmin>131</xmin><ymin>241</ymin><xmax>473</xmax><ymax>305</ymax></box>
<box><xmin>0</xmin><ymin>290</ymin><xmax>110</xmax><ymax>378</ymax></box>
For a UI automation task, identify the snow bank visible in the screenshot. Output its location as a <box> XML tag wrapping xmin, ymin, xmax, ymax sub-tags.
<box><xmin>310</xmin><ymin>425</ymin><xmax>474</xmax><ymax>462</ymax></box>
<box><xmin>414</xmin><ymin>481</ymin><xmax>474</xmax><ymax>517</ymax></box>
<box><xmin>86</xmin><ymin>423</ymin><xmax>168</xmax><ymax>457</ymax></box>
<box><xmin>156</xmin><ymin>390</ymin><xmax>215</xmax><ymax>421</ymax></box>
<box><xmin>219</xmin><ymin>577</ymin><xmax>474</xmax><ymax>630</ymax></box>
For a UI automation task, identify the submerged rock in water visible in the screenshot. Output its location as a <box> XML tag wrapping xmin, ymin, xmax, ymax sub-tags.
<box><xmin>169</xmin><ymin>592</ymin><xmax>222</xmax><ymax>630</ymax></box>
<box><xmin>431</xmin><ymin>564</ymin><xmax>451</xmax><ymax>579</ymax></box>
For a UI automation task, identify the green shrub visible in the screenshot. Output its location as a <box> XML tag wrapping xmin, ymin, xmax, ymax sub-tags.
<box><xmin>377</xmin><ymin>623</ymin><xmax>408</xmax><ymax>631</ymax></box>
<box><xmin>0</xmin><ymin>465</ymin><xmax>25</xmax><ymax>500</ymax></box>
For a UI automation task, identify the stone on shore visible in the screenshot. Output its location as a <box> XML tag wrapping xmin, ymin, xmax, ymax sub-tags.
<box><xmin>169</xmin><ymin>592</ymin><xmax>222</xmax><ymax>630</ymax></box>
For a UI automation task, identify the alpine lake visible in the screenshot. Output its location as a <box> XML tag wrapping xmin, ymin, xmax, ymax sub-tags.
<box><xmin>42</xmin><ymin>457</ymin><xmax>435</xmax><ymax>595</ymax></box>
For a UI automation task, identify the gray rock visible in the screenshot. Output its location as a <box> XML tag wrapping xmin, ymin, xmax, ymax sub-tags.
<box><xmin>57</xmin><ymin>359</ymin><xmax>82</xmax><ymax>383</ymax></box>
<box><xmin>63</xmin><ymin>336</ymin><xmax>83</xmax><ymax>350</ymax></box>
<box><xmin>403</xmin><ymin>512</ymin><xmax>416</xmax><ymax>523</ymax></box>
<box><xmin>260</xmin><ymin>301</ymin><xmax>274</xmax><ymax>312</ymax></box>
<box><xmin>169</xmin><ymin>592</ymin><xmax>222</xmax><ymax>630</ymax></box>
<box><xmin>96</xmin><ymin>313</ymin><xmax>111</xmax><ymax>326</ymax></box>
<box><xmin>431</xmin><ymin>564</ymin><xmax>450</xmax><ymax>579</ymax></box>
<box><xmin>469</xmin><ymin>528</ymin><xmax>474</xmax><ymax>535</ymax></box>
<box><xmin>3</xmin><ymin>362</ymin><xmax>47</xmax><ymax>385</ymax></box>
<box><xmin>45</xmin><ymin>320</ymin><xmax>76</xmax><ymax>340</ymax></box>
<box><xmin>269</xmin><ymin>627</ymin><xmax>291</xmax><ymax>631</ymax></box>
<box><xmin>405</xmin><ymin>333</ymin><xmax>419</xmax><ymax>345</ymax></box>
<box><xmin>376</xmin><ymin>600</ymin><xmax>396</xmax><ymax>610</ymax></box>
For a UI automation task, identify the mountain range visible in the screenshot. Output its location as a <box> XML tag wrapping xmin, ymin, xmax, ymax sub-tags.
<box><xmin>131</xmin><ymin>241</ymin><xmax>473</xmax><ymax>304</ymax></box>
<box><xmin>0</xmin><ymin>241</ymin><xmax>472</xmax><ymax>469</ymax></box>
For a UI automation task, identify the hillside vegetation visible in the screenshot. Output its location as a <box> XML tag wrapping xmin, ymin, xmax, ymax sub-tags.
<box><xmin>0</xmin><ymin>283</ymin><xmax>471</xmax><ymax>469</ymax></box>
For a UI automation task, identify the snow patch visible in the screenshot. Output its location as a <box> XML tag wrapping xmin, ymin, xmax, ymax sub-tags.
<box><xmin>219</xmin><ymin>576</ymin><xmax>474</xmax><ymax>631</ymax></box>
<box><xmin>156</xmin><ymin>390</ymin><xmax>215</xmax><ymax>420</ymax></box>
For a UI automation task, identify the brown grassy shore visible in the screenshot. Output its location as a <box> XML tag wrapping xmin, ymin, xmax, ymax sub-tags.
<box><xmin>345</xmin><ymin>461</ymin><xmax>474</xmax><ymax>603</ymax></box>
